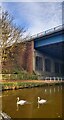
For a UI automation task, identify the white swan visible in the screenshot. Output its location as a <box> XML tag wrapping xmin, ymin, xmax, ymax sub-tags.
<box><xmin>38</xmin><ymin>97</ymin><xmax>47</xmax><ymax>104</ymax></box>
<box><xmin>17</xmin><ymin>97</ymin><xmax>27</xmax><ymax>105</ymax></box>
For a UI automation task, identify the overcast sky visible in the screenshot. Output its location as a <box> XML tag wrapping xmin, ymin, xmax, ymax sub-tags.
<box><xmin>1</xmin><ymin>1</ymin><xmax>63</xmax><ymax>35</ymax></box>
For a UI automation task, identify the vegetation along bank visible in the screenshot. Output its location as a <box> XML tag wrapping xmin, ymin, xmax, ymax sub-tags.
<box><xmin>0</xmin><ymin>80</ymin><xmax>64</xmax><ymax>91</ymax></box>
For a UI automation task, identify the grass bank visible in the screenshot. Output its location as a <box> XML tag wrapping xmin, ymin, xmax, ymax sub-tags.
<box><xmin>0</xmin><ymin>80</ymin><xmax>63</xmax><ymax>91</ymax></box>
<box><xmin>2</xmin><ymin>69</ymin><xmax>38</xmax><ymax>80</ymax></box>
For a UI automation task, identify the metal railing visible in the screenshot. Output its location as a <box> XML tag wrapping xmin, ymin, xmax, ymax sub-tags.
<box><xmin>38</xmin><ymin>76</ymin><xmax>64</xmax><ymax>81</ymax></box>
<box><xmin>27</xmin><ymin>24</ymin><xmax>64</xmax><ymax>41</ymax></box>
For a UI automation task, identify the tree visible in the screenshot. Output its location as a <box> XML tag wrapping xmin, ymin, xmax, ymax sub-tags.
<box><xmin>0</xmin><ymin>7</ymin><xmax>28</xmax><ymax>75</ymax></box>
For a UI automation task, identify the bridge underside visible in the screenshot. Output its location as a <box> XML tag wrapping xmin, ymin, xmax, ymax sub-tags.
<box><xmin>33</xmin><ymin>29</ymin><xmax>64</xmax><ymax>77</ymax></box>
<box><xmin>34</xmin><ymin>41</ymin><xmax>64</xmax><ymax>77</ymax></box>
<box><xmin>34</xmin><ymin>30</ymin><xmax>64</xmax><ymax>61</ymax></box>
<box><xmin>35</xmin><ymin>41</ymin><xmax>64</xmax><ymax>61</ymax></box>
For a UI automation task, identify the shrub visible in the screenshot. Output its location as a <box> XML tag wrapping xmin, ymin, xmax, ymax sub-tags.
<box><xmin>2</xmin><ymin>69</ymin><xmax>38</xmax><ymax>80</ymax></box>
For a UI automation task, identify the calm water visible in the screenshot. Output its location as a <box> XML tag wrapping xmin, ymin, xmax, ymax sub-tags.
<box><xmin>1</xmin><ymin>85</ymin><xmax>64</xmax><ymax>118</ymax></box>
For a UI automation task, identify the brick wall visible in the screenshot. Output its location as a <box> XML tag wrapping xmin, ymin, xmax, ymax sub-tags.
<box><xmin>2</xmin><ymin>40</ymin><xmax>34</xmax><ymax>74</ymax></box>
<box><xmin>25</xmin><ymin>41</ymin><xmax>34</xmax><ymax>73</ymax></box>
<box><xmin>17</xmin><ymin>41</ymin><xmax>34</xmax><ymax>73</ymax></box>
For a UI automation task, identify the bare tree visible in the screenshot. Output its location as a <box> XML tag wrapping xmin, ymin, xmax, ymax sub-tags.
<box><xmin>0</xmin><ymin>7</ymin><xmax>28</xmax><ymax>74</ymax></box>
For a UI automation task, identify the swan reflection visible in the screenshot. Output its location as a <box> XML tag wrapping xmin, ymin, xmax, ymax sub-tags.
<box><xmin>45</xmin><ymin>89</ymin><xmax>47</xmax><ymax>93</ymax></box>
<box><xmin>16</xmin><ymin>104</ymin><xmax>19</xmax><ymax>111</ymax></box>
<box><xmin>58</xmin><ymin>86</ymin><xmax>59</xmax><ymax>92</ymax></box>
<box><xmin>50</xmin><ymin>88</ymin><xmax>52</xmax><ymax>94</ymax></box>
<box><xmin>37</xmin><ymin>103</ymin><xmax>40</xmax><ymax>108</ymax></box>
<box><xmin>54</xmin><ymin>87</ymin><xmax>56</xmax><ymax>93</ymax></box>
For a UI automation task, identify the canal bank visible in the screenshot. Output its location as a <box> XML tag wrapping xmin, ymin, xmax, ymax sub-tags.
<box><xmin>0</xmin><ymin>80</ymin><xmax>64</xmax><ymax>91</ymax></box>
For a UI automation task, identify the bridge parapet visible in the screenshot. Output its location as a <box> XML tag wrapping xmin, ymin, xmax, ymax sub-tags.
<box><xmin>27</xmin><ymin>24</ymin><xmax>64</xmax><ymax>41</ymax></box>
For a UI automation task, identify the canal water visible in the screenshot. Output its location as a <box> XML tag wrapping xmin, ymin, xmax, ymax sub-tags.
<box><xmin>1</xmin><ymin>85</ymin><xmax>63</xmax><ymax>118</ymax></box>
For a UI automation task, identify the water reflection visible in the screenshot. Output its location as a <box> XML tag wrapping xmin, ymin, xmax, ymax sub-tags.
<box><xmin>58</xmin><ymin>86</ymin><xmax>60</xmax><ymax>92</ymax></box>
<box><xmin>61</xmin><ymin>86</ymin><xmax>62</xmax><ymax>90</ymax></box>
<box><xmin>2</xmin><ymin>85</ymin><xmax>63</xmax><ymax>118</ymax></box>
<box><xmin>44</xmin><ymin>85</ymin><xmax>62</xmax><ymax>95</ymax></box>
<box><xmin>37</xmin><ymin>102</ymin><xmax>47</xmax><ymax>109</ymax></box>
<box><xmin>37</xmin><ymin>103</ymin><xmax>40</xmax><ymax>108</ymax></box>
<box><xmin>54</xmin><ymin>87</ymin><xmax>56</xmax><ymax>93</ymax></box>
<box><xmin>50</xmin><ymin>88</ymin><xmax>52</xmax><ymax>94</ymax></box>
<box><xmin>44</xmin><ymin>89</ymin><xmax>47</xmax><ymax>93</ymax></box>
<box><xmin>16</xmin><ymin>100</ymin><xmax>32</xmax><ymax>111</ymax></box>
<box><xmin>44</xmin><ymin>86</ymin><xmax>60</xmax><ymax>94</ymax></box>
<box><xmin>16</xmin><ymin>104</ymin><xmax>19</xmax><ymax>111</ymax></box>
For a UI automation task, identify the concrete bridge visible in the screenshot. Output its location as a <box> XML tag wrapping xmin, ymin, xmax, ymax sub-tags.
<box><xmin>34</xmin><ymin>25</ymin><xmax>64</xmax><ymax>61</ymax></box>
<box><xmin>29</xmin><ymin>24</ymin><xmax>64</xmax><ymax>78</ymax></box>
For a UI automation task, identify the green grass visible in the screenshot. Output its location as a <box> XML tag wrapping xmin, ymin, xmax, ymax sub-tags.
<box><xmin>1</xmin><ymin>81</ymin><xmax>48</xmax><ymax>91</ymax></box>
<box><xmin>2</xmin><ymin>68</ymin><xmax>38</xmax><ymax>80</ymax></box>
<box><xmin>1</xmin><ymin>80</ymin><xmax>63</xmax><ymax>91</ymax></box>
<box><xmin>2</xmin><ymin>73</ymin><xmax>38</xmax><ymax>80</ymax></box>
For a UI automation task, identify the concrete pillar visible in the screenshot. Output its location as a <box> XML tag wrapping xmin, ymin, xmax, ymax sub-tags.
<box><xmin>57</xmin><ymin>77</ymin><xmax>59</xmax><ymax>81</ymax></box>
<box><xmin>50</xmin><ymin>77</ymin><xmax>52</xmax><ymax>81</ymax></box>
<box><xmin>59</xmin><ymin>63</ymin><xmax>61</xmax><ymax>74</ymax></box>
<box><xmin>54</xmin><ymin>77</ymin><xmax>56</xmax><ymax>81</ymax></box>
<box><xmin>61</xmin><ymin>78</ymin><xmax>62</xmax><ymax>81</ymax></box>
<box><xmin>43</xmin><ymin>57</ymin><xmax>45</xmax><ymax>72</ymax></box>
<box><xmin>51</xmin><ymin>60</ymin><xmax>55</xmax><ymax>73</ymax></box>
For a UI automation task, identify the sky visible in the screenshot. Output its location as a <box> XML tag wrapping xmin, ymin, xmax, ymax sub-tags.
<box><xmin>1</xmin><ymin>1</ymin><xmax>64</xmax><ymax>36</ymax></box>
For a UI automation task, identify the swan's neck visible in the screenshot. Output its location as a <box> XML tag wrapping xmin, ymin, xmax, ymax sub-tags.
<box><xmin>17</xmin><ymin>98</ymin><xmax>19</xmax><ymax>103</ymax></box>
<box><xmin>17</xmin><ymin>100</ymin><xmax>19</xmax><ymax>102</ymax></box>
<box><xmin>38</xmin><ymin>98</ymin><xmax>40</xmax><ymax>102</ymax></box>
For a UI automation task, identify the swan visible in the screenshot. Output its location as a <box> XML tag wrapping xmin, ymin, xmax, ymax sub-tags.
<box><xmin>17</xmin><ymin>97</ymin><xmax>27</xmax><ymax>105</ymax></box>
<box><xmin>38</xmin><ymin>97</ymin><xmax>47</xmax><ymax>104</ymax></box>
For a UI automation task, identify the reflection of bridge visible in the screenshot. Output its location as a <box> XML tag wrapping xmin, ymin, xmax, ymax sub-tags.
<box><xmin>30</xmin><ymin>24</ymin><xmax>64</xmax><ymax>77</ymax></box>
